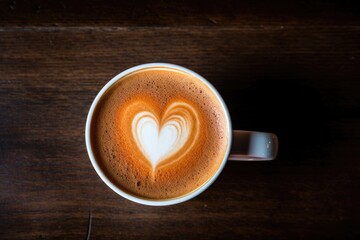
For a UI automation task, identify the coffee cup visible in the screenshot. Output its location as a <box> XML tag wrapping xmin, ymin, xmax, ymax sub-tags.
<box><xmin>86</xmin><ymin>63</ymin><xmax>278</xmax><ymax>206</ymax></box>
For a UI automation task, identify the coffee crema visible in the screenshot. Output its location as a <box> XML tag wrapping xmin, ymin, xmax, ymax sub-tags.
<box><xmin>91</xmin><ymin>68</ymin><xmax>228</xmax><ymax>199</ymax></box>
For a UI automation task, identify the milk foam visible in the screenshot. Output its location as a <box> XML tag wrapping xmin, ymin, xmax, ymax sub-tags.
<box><xmin>91</xmin><ymin>68</ymin><xmax>228</xmax><ymax>199</ymax></box>
<box><xmin>132</xmin><ymin>101</ymin><xmax>199</xmax><ymax>171</ymax></box>
<box><xmin>132</xmin><ymin>111</ymin><xmax>189</xmax><ymax>170</ymax></box>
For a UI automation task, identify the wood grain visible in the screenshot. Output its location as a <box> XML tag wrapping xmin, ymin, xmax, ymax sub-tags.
<box><xmin>1</xmin><ymin>1</ymin><xmax>360</xmax><ymax>239</ymax></box>
<box><xmin>0</xmin><ymin>0</ymin><xmax>359</xmax><ymax>26</ymax></box>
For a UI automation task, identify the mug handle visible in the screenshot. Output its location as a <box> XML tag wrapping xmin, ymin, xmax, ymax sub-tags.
<box><xmin>229</xmin><ymin>130</ymin><xmax>278</xmax><ymax>161</ymax></box>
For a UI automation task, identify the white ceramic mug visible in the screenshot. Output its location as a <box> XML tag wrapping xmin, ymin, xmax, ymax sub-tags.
<box><xmin>85</xmin><ymin>63</ymin><xmax>278</xmax><ymax>206</ymax></box>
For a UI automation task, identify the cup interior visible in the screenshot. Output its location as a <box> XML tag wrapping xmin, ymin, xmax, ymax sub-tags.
<box><xmin>85</xmin><ymin>63</ymin><xmax>232</xmax><ymax>206</ymax></box>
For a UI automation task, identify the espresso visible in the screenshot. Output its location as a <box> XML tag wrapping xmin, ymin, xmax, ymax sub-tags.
<box><xmin>90</xmin><ymin>68</ymin><xmax>228</xmax><ymax>199</ymax></box>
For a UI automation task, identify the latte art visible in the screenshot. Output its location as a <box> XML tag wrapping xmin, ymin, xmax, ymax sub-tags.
<box><xmin>132</xmin><ymin>102</ymin><xmax>199</xmax><ymax>171</ymax></box>
<box><xmin>90</xmin><ymin>68</ymin><xmax>228</xmax><ymax>199</ymax></box>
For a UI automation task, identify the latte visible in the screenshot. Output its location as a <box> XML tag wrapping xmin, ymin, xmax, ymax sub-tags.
<box><xmin>90</xmin><ymin>67</ymin><xmax>229</xmax><ymax>199</ymax></box>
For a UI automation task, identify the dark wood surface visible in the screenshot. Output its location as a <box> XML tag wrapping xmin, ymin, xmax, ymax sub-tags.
<box><xmin>1</xmin><ymin>1</ymin><xmax>360</xmax><ymax>239</ymax></box>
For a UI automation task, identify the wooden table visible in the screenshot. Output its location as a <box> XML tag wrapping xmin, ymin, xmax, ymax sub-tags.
<box><xmin>1</xmin><ymin>1</ymin><xmax>359</xmax><ymax>239</ymax></box>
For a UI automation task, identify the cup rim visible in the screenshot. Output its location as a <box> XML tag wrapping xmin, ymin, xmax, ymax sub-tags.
<box><xmin>85</xmin><ymin>63</ymin><xmax>232</xmax><ymax>206</ymax></box>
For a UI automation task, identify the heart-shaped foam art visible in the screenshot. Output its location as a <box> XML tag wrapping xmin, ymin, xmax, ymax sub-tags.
<box><xmin>132</xmin><ymin>112</ymin><xmax>188</xmax><ymax>170</ymax></box>
<box><xmin>118</xmin><ymin>98</ymin><xmax>201</xmax><ymax>172</ymax></box>
<box><xmin>131</xmin><ymin>101</ymin><xmax>200</xmax><ymax>171</ymax></box>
